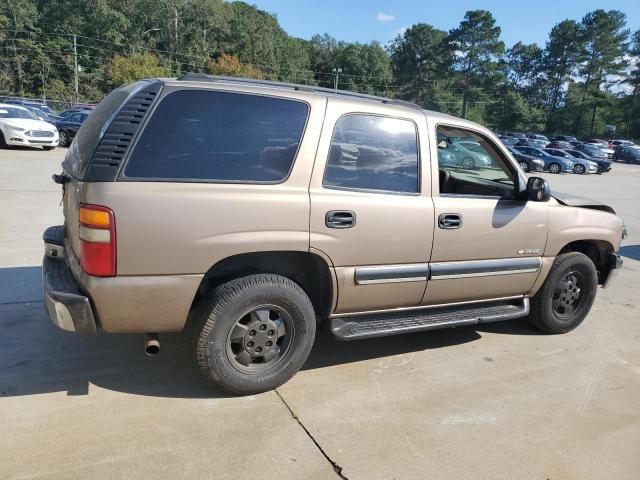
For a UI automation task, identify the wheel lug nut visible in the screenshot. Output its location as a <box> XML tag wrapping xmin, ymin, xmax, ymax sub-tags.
<box><xmin>249</xmin><ymin>330</ymin><xmax>256</xmax><ymax>336</ymax></box>
<box><xmin>266</xmin><ymin>341</ymin><xmax>273</xmax><ymax>347</ymax></box>
<box><xmin>268</xmin><ymin>330</ymin><xmax>275</xmax><ymax>336</ymax></box>
<box><xmin>259</xmin><ymin>324</ymin><xmax>267</xmax><ymax>331</ymax></box>
<box><xmin>247</xmin><ymin>341</ymin><xmax>254</xmax><ymax>347</ymax></box>
<box><xmin>256</xmin><ymin>346</ymin><xmax>263</xmax><ymax>353</ymax></box>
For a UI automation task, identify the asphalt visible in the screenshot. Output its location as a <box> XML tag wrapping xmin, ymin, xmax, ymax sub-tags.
<box><xmin>1</xmin><ymin>147</ymin><xmax>639</xmax><ymax>479</ymax></box>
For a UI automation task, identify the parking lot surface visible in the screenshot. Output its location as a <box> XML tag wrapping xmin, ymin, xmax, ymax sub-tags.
<box><xmin>1</xmin><ymin>147</ymin><xmax>639</xmax><ymax>479</ymax></box>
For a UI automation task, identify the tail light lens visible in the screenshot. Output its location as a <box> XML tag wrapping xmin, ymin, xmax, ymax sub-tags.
<box><xmin>79</xmin><ymin>204</ymin><xmax>116</xmax><ymax>277</ymax></box>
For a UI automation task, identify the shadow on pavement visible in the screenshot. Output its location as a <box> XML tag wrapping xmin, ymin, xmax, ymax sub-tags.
<box><xmin>0</xmin><ymin>265</ymin><xmax>538</xmax><ymax>399</ymax></box>
<box><xmin>620</xmin><ymin>244</ymin><xmax>640</xmax><ymax>261</ymax></box>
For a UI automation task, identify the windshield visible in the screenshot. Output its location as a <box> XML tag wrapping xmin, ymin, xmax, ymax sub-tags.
<box><xmin>0</xmin><ymin>107</ymin><xmax>38</xmax><ymax>119</ymax></box>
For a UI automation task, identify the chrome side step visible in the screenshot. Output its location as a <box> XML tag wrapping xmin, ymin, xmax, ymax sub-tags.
<box><xmin>329</xmin><ymin>298</ymin><xmax>529</xmax><ymax>341</ymax></box>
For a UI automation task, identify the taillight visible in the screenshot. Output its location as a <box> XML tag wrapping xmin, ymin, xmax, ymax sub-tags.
<box><xmin>79</xmin><ymin>204</ymin><xmax>116</xmax><ymax>277</ymax></box>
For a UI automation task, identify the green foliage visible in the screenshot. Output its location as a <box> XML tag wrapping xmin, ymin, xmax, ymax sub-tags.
<box><xmin>108</xmin><ymin>53</ymin><xmax>171</xmax><ymax>87</ymax></box>
<box><xmin>0</xmin><ymin>2</ymin><xmax>637</xmax><ymax>138</ymax></box>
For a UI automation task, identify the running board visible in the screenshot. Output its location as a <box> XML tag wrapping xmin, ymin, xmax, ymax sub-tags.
<box><xmin>329</xmin><ymin>298</ymin><xmax>529</xmax><ymax>341</ymax></box>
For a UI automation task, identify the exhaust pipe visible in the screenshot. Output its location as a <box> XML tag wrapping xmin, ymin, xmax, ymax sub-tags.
<box><xmin>144</xmin><ymin>333</ymin><xmax>160</xmax><ymax>356</ymax></box>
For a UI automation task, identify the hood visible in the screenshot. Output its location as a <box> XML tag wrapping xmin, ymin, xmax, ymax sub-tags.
<box><xmin>552</xmin><ymin>191</ymin><xmax>616</xmax><ymax>214</ymax></box>
<box><xmin>0</xmin><ymin>118</ymin><xmax>57</xmax><ymax>131</ymax></box>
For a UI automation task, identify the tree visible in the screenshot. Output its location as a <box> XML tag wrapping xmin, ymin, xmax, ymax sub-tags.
<box><xmin>543</xmin><ymin>20</ymin><xmax>584</xmax><ymax>131</ymax></box>
<box><xmin>388</xmin><ymin>24</ymin><xmax>453</xmax><ymax>109</ymax></box>
<box><xmin>574</xmin><ymin>10</ymin><xmax>629</xmax><ymax>135</ymax></box>
<box><xmin>623</xmin><ymin>30</ymin><xmax>640</xmax><ymax>136</ymax></box>
<box><xmin>207</xmin><ymin>53</ymin><xmax>264</xmax><ymax>79</ymax></box>
<box><xmin>448</xmin><ymin>10</ymin><xmax>504</xmax><ymax>118</ymax></box>
<box><xmin>107</xmin><ymin>53</ymin><xmax>171</xmax><ymax>87</ymax></box>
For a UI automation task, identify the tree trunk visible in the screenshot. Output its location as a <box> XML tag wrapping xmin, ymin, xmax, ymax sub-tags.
<box><xmin>626</xmin><ymin>83</ymin><xmax>638</xmax><ymax>136</ymax></box>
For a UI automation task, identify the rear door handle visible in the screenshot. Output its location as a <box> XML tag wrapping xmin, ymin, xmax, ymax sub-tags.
<box><xmin>326</xmin><ymin>210</ymin><xmax>356</xmax><ymax>228</ymax></box>
<box><xmin>438</xmin><ymin>213</ymin><xmax>462</xmax><ymax>229</ymax></box>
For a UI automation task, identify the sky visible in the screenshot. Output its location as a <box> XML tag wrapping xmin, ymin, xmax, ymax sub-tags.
<box><xmin>249</xmin><ymin>0</ymin><xmax>640</xmax><ymax>48</ymax></box>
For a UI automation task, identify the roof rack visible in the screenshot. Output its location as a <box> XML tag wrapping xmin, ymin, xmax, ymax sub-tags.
<box><xmin>176</xmin><ymin>72</ymin><xmax>422</xmax><ymax>111</ymax></box>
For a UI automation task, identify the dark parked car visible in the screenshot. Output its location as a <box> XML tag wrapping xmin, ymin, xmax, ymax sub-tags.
<box><xmin>546</xmin><ymin>140</ymin><xmax>572</xmax><ymax>150</ymax></box>
<box><xmin>564</xmin><ymin>149</ymin><xmax>612</xmax><ymax>173</ymax></box>
<box><xmin>507</xmin><ymin>147</ymin><xmax>544</xmax><ymax>172</ymax></box>
<box><xmin>55</xmin><ymin>111</ymin><xmax>89</xmax><ymax>147</ymax></box>
<box><xmin>613</xmin><ymin>145</ymin><xmax>640</xmax><ymax>164</ymax></box>
<box><xmin>514</xmin><ymin>146</ymin><xmax>574</xmax><ymax>173</ymax></box>
<box><xmin>609</xmin><ymin>140</ymin><xmax>635</xmax><ymax>148</ymax></box>
<box><xmin>553</xmin><ymin>135</ymin><xmax>578</xmax><ymax>143</ymax></box>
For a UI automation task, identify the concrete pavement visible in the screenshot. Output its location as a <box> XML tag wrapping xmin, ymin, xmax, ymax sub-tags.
<box><xmin>0</xmin><ymin>147</ymin><xmax>639</xmax><ymax>479</ymax></box>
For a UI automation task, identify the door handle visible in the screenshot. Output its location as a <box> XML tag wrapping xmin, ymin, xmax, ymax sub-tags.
<box><xmin>438</xmin><ymin>213</ymin><xmax>462</xmax><ymax>229</ymax></box>
<box><xmin>326</xmin><ymin>210</ymin><xmax>356</xmax><ymax>228</ymax></box>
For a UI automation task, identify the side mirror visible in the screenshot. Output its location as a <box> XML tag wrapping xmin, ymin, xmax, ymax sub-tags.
<box><xmin>526</xmin><ymin>176</ymin><xmax>551</xmax><ymax>202</ymax></box>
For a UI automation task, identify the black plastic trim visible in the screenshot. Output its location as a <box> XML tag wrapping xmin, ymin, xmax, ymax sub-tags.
<box><xmin>84</xmin><ymin>80</ymin><xmax>163</xmax><ymax>182</ymax></box>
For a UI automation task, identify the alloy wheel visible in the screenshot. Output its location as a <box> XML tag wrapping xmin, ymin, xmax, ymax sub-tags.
<box><xmin>225</xmin><ymin>305</ymin><xmax>293</xmax><ymax>373</ymax></box>
<box><xmin>552</xmin><ymin>271</ymin><xmax>585</xmax><ymax>318</ymax></box>
<box><xmin>549</xmin><ymin>163</ymin><xmax>560</xmax><ymax>174</ymax></box>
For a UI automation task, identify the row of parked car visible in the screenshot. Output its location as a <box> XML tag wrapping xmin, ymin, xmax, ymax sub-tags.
<box><xmin>497</xmin><ymin>132</ymin><xmax>640</xmax><ymax>174</ymax></box>
<box><xmin>0</xmin><ymin>99</ymin><xmax>93</xmax><ymax>149</ymax></box>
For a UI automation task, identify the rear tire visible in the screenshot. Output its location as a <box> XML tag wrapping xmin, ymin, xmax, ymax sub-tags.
<box><xmin>548</xmin><ymin>162</ymin><xmax>561</xmax><ymax>174</ymax></box>
<box><xmin>528</xmin><ymin>252</ymin><xmax>598</xmax><ymax>334</ymax></box>
<box><xmin>461</xmin><ymin>157</ymin><xmax>475</xmax><ymax>169</ymax></box>
<box><xmin>194</xmin><ymin>274</ymin><xmax>316</xmax><ymax>395</ymax></box>
<box><xmin>573</xmin><ymin>164</ymin><xmax>585</xmax><ymax>174</ymax></box>
<box><xmin>0</xmin><ymin>131</ymin><xmax>7</xmax><ymax>148</ymax></box>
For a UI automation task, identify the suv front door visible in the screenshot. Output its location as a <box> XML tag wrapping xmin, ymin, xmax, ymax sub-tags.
<box><xmin>309</xmin><ymin>100</ymin><xmax>434</xmax><ymax>314</ymax></box>
<box><xmin>423</xmin><ymin>123</ymin><xmax>548</xmax><ymax>305</ymax></box>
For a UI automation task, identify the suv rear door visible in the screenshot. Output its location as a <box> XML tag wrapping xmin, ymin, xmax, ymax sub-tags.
<box><xmin>309</xmin><ymin>99</ymin><xmax>434</xmax><ymax>314</ymax></box>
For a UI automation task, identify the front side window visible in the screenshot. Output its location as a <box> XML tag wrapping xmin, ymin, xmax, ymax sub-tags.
<box><xmin>124</xmin><ymin>89</ymin><xmax>309</xmax><ymax>182</ymax></box>
<box><xmin>323</xmin><ymin>114</ymin><xmax>418</xmax><ymax>194</ymax></box>
<box><xmin>437</xmin><ymin>125</ymin><xmax>515</xmax><ymax>198</ymax></box>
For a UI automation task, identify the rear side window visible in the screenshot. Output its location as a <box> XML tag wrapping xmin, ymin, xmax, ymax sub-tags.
<box><xmin>123</xmin><ymin>90</ymin><xmax>309</xmax><ymax>182</ymax></box>
<box><xmin>63</xmin><ymin>81</ymin><xmax>146</xmax><ymax>178</ymax></box>
<box><xmin>323</xmin><ymin>114</ymin><xmax>418</xmax><ymax>194</ymax></box>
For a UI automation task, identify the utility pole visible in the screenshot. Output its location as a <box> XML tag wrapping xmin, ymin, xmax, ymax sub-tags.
<box><xmin>73</xmin><ymin>34</ymin><xmax>79</xmax><ymax>104</ymax></box>
<box><xmin>332</xmin><ymin>67</ymin><xmax>342</xmax><ymax>91</ymax></box>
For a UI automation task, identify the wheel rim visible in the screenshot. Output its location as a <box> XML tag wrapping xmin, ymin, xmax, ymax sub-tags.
<box><xmin>461</xmin><ymin>158</ymin><xmax>474</xmax><ymax>169</ymax></box>
<box><xmin>552</xmin><ymin>270</ymin><xmax>585</xmax><ymax>319</ymax></box>
<box><xmin>574</xmin><ymin>165</ymin><xmax>585</xmax><ymax>174</ymax></box>
<box><xmin>549</xmin><ymin>163</ymin><xmax>560</xmax><ymax>173</ymax></box>
<box><xmin>60</xmin><ymin>132</ymin><xmax>68</xmax><ymax>146</ymax></box>
<box><xmin>225</xmin><ymin>305</ymin><xmax>294</xmax><ymax>373</ymax></box>
<box><xmin>519</xmin><ymin>161</ymin><xmax>528</xmax><ymax>172</ymax></box>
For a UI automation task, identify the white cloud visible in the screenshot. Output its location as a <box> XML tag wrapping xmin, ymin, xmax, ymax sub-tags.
<box><xmin>376</xmin><ymin>12</ymin><xmax>395</xmax><ymax>22</ymax></box>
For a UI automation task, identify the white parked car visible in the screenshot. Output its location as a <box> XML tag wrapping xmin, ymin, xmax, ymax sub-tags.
<box><xmin>0</xmin><ymin>103</ymin><xmax>59</xmax><ymax>149</ymax></box>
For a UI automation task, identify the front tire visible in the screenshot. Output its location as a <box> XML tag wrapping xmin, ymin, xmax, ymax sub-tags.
<box><xmin>573</xmin><ymin>164</ymin><xmax>586</xmax><ymax>174</ymax></box>
<box><xmin>548</xmin><ymin>162</ymin><xmax>561</xmax><ymax>174</ymax></box>
<box><xmin>528</xmin><ymin>252</ymin><xmax>598</xmax><ymax>334</ymax></box>
<box><xmin>58</xmin><ymin>131</ymin><xmax>69</xmax><ymax>147</ymax></box>
<box><xmin>194</xmin><ymin>274</ymin><xmax>316</xmax><ymax>395</ymax></box>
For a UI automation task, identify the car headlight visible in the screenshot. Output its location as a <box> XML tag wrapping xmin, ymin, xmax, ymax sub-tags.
<box><xmin>6</xmin><ymin>125</ymin><xmax>26</xmax><ymax>132</ymax></box>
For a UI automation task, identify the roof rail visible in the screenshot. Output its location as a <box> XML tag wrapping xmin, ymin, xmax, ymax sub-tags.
<box><xmin>175</xmin><ymin>72</ymin><xmax>422</xmax><ymax>111</ymax></box>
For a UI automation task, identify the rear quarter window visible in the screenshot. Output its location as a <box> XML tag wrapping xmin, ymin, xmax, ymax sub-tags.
<box><xmin>123</xmin><ymin>89</ymin><xmax>309</xmax><ymax>183</ymax></box>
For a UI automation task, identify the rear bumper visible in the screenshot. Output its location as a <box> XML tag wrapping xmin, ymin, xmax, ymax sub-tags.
<box><xmin>603</xmin><ymin>253</ymin><xmax>623</xmax><ymax>289</ymax></box>
<box><xmin>42</xmin><ymin>226</ymin><xmax>97</xmax><ymax>333</ymax></box>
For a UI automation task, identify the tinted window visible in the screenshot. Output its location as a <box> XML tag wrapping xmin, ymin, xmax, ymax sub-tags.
<box><xmin>124</xmin><ymin>90</ymin><xmax>309</xmax><ymax>182</ymax></box>
<box><xmin>64</xmin><ymin>80</ymin><xmax>147</xmax><ymax>178</ymax></box>
<box><xmin>437</xmin><ymin>125</ymin><xmax>515</xmax><ymax>198</ymax></box>
<box><xmin>323</xmin><ymin>114</ymin><xmax>418</xmax><ymax>194</ymax></box>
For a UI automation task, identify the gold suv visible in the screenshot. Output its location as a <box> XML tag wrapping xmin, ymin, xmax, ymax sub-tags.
<box><xmin>43</xmin><ymin>74</ymin><xmax>625</xmax><ymax>394</ymax></box>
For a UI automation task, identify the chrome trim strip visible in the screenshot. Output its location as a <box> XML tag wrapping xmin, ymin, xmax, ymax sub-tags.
<box><xmin>355</xmin><ymin>263</ymin><xmax>429</xmax><ymax>285</ymax></box>
<box><xmin>331</xmin><ymin>295</ymin><xmax>525</xmax><ymax>318</ymax></box>
<box><xmin>430</xmin><ymin>257</ymin><xmax>541</xmax><ymax>280</ymax></box>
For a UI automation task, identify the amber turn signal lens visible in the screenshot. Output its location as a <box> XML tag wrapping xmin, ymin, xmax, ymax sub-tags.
<box><xmin>79</xmin><ymin>207</ymin><xmax>110</xmax><ymax>228</ymax></box>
